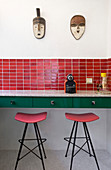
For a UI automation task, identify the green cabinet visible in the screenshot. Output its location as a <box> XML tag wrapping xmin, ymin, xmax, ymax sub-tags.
<box><xmin>72</xmin><ymin>97</ymin><xmax>111</xmax><ymax>108</ymax></box>
<box><xmin>32</xmin><ymin>97</ymin><xmax>72</xmax><ymax>108</ymax></box>
<box><xmin>79</xmin><ymin>97</ymin><xmax>101</xmax><ymax>108</ymax></box>
<box><xmin>0</xmin><ymin>96</ymin><xmax>111</xmax><ymax>108</ymax></box>
<box><xmin>0</xmin><ymin>97</ymin><xmax>32</xmax><ymax>108</ymax></box>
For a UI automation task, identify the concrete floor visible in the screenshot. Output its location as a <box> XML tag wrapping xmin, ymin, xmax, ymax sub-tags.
<box><xmin>0</xmin><ymin>150</ymin><xmax>111</xmax><ymax>170</ymax></box>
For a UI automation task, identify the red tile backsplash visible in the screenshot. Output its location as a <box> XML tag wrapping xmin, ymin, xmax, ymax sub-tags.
<box><xmin>0</xmin><ymin>59</ymin><xmax>110</xmax><ymax>91</ymax></box>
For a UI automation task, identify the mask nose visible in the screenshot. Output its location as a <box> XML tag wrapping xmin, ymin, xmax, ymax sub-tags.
<box><xmin>38</xmin><ymin>23</ymin><xmax>40</xmax><ymax>32</ymax></box>
<box><xmin>77</xmin><ymin>25</ymin><xmax>80</xmax><ymax>33</ymax></box>
<box><xmin>77</xmin><ymin>25</ymin><xmax>79</xmax><ymax>29</ymax></box>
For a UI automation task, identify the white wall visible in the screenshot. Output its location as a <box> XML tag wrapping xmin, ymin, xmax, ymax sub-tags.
<box><xmin>107</xmin><ymin>0</ymin><xmax>111</xmax><ymax>57</ymax></box>
<box><xmin>0</xmin><ymin>0</ymin><xmax>108</xmax><ymax>59</ymax></box>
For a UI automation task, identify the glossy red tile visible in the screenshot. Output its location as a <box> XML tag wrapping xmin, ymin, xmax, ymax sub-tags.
<box><xmin>94</xmin><ymin>59</ymin><xmax>100</xmax><ymax>63</ymax></box>
<box><xmin>0</xmin><ymin>58</ymin><xmax>111</xmax><ymax>91</ymax></box>
<box><xmin>3</xmin><ymin>87</ymin><xmax>10</xmax><ymax>90</ymax></box>
<box><xmin>36</xmin><ymin>59</ymin><xmax>43</xmax><ymax>62</ymax></box>
<box><xmin>16</xmin><ymin>59</ymin><xmax>23</xmax><ymax>62</ymax></box>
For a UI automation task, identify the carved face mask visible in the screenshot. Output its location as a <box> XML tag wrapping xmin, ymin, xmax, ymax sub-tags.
<box><xmin>70</xmin><ymin>15</ymin><xmax>85</xmax><ymax>40</ymax></box>
<box><xmin>33</xmin><ymin>8</ymin><xmax>46</xmax><ymax>39</ymax></box>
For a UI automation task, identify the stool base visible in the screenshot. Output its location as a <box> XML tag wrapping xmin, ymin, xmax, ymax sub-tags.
<box><xmin>64</xmin><ymin>121</ymin><xmax>100</xmax><ymax>170</ymax></box>
<box><xmin>14</xmin><ymin>123</ymin><xmax>47</xmax><ymax>170</ymax></box>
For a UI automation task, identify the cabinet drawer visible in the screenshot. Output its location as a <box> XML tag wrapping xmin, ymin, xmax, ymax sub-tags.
<box><xmin>79</xmin><ymin>97</ymin><xmax>111</xmax><ymax>108</ymax></box>
<box><xmin>79</xmin><ymin>97</ymin><xmax>101</xmax><ymax>108</ymax></box>
<box><xmin>32</xmin><ymin>97</ymin><xmax>72</xmax><ymax>108</ymax></box>
<box><xmin>72</xmin><ymin>97</ymin><xmax>111</xmax><ymax>108</ymax></box>
<box><xmin>0</xmin><ymin>97</ymin><xmax>32</xmax><ymax>108</ymax></box>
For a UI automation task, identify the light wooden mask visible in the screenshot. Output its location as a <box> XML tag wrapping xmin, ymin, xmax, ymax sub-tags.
<box><xmin>70</xmin><ymin>15</ymin><xmax>85</xmax><ymax>40</ymax></box>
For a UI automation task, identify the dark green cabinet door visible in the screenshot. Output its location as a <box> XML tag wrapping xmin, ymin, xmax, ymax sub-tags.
<box><xmin>72</xmin><ymin>97</ymin><xmax>111</xmax><ymax>108</ymax></box>
<box><xmin>0</xmin><ymin>97</ymin><xmax>15</xmax><ymax>108</ymax></box>
<box><xmin>32</xmin><ymin>97</ymin><xmax>72</xmax><ymax>108</ymax></box>
<box><xmin>0</xmin><ymin>97</ymin><xmax>32</xmax><ymax>108</ymax></box>
<box><xmin>79</xmin><ymin>97</ymin><xmax>111</xmax><ymax>108</ymax></box>
<box><xmin>79</xmin><ymin>97</ymin><xmax>101</xmax><ymax>108</ymax></box>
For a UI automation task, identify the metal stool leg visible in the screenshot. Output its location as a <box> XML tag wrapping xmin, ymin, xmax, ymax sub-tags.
<box><xmin>83</xmin><ymin>122</ymin><xmax>91</xmax><ymax>156</ymax></box>
<box><xmin>34</xmin><ymin>123</ymin><xmax>45</xmax><ymax>170</ymax></box>
<box><xmin>36</xmin><ymin>123</ymin><xmax>47</xmax><ymax>159</ymax></box>
<box><xmin>70</xmin><ymin>121</ymin><xmax>78</xmax><ymax>170</ymax></box>
<box><xmin>65</xmin><ymin>121</ymin><xmax>76</xmax><ymax>157</ymax></box>
<box><xmin>84</xmin><ymin>122</ymin><xmax>100</xmax><ymax>170</ymax></box>
<box><xmin>15</xmin><ymin>123</ymin><xmax>28</xmax><ymax>170</ymax></box>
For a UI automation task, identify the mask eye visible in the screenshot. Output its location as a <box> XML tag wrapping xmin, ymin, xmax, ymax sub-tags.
<box><xmin>71</xmin><ymin>24</ymin><xmax>77</xmax><ymax>27</ymax></box>
<box><xmin>79</xmin><ymin>23</ymin><xmax>85</xmax><ymax>26</ymax></box>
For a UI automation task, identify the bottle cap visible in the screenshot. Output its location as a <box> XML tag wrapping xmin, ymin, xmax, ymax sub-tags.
<box><xmin>101</xmin><ymin>73</ymin><xmax>106</xmax><ymax>77</ymax></box>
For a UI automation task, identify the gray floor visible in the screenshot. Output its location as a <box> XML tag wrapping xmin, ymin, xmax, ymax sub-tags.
<box><xmin>0</xmin><ymin>150</ymin><xmax>111</xmax><ymax>170</ymax></box>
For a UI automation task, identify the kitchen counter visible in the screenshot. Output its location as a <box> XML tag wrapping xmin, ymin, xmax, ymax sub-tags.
<box><xmin>0</xmin><ymin>90</ymin><xmax>110</xmax><ymax>97</ymax></box>
<box><xmin>0</xmin><ymin>90</ymin><xmax>111</xmax><ymax>108</ymax></box>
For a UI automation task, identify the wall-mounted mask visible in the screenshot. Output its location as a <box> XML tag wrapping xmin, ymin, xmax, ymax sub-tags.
<box><xmin>33</xmin><ymin>8</ymin><xmax>46</xmax><ymax>39</ymax></box>
<box><xmin>70</xmin><ymin>15</ymin><xmax>85</xmax><ymax>40</ymax></box>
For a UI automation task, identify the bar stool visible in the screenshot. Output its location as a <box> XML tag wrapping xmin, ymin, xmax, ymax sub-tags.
<box><xmin>14</xmin><ymin>112</ymin><xmax>47</xmax><ymax>170</ymax></box>
<box><xmin>64</xmin><ymin>112</ymin><xmax>100</xmax><ymax>170</ymax></box>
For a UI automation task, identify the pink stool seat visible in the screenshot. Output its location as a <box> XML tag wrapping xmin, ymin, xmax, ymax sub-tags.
<box><xmin>65</xmin><ymin>113</ymin><xmax>99</xmax><ymax>122</ymax></box>
<box><xmin>15</xmin><ymin>112</ymin><xmax>47</xmax><ymax>123</ymax></box>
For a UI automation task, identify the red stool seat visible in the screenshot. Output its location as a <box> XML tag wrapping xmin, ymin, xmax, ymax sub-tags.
<box><xmin>65</xmin><ymin>113</ymin><xmax>99</xmax><ymax>122</ymax></box>
<box><xmin>15</xmin><ymin>112</ymin><xmax>47</xmax><ymax>123</ymax></box>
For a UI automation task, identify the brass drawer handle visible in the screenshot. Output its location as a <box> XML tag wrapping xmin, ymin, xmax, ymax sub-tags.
<box><xmin>92</xmin><ymin>101</ymin><xmax>96</xmax><ymax>105</ymax></box>
<box><xmin>51</xmin><ymin>100</ymin><xmax>55</xmax><ymax>105</ymax></box>
<box><xmin>10</xmin><ymin>100</ymin><xmax>15</xmax><ymax>105</ymax></box>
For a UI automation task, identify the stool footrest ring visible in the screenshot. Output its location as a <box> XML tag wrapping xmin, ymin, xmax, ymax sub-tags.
<box><xmin>18</xmin><ymin>138</ymin><xmax>47</xmax><ymax>161</ymax></box>
<box><xmin>64</xmin><ymin>137</ymin><xmax>94</xmax><ymax>157</ymax></box>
